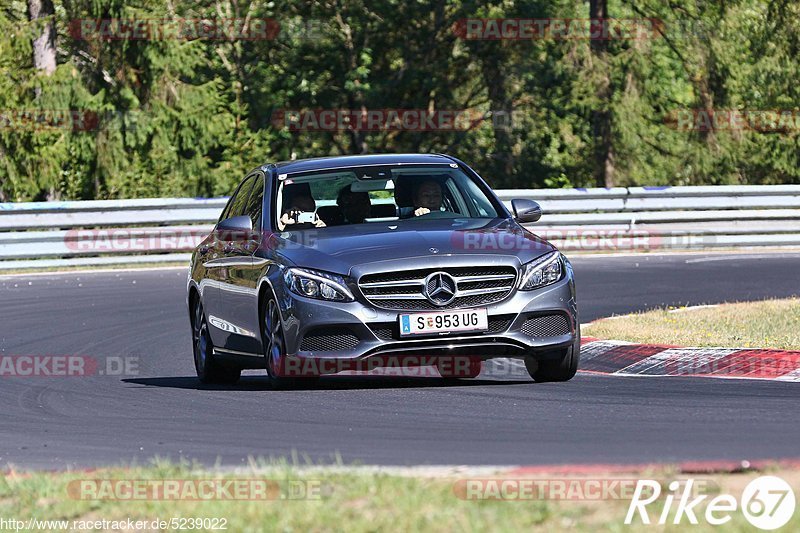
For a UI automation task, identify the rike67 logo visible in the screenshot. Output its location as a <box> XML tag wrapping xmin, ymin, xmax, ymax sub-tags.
<box><xmin>626</xmin><ymin>476</ymin><xmax>796</xmax><ymax>530</ymax></box>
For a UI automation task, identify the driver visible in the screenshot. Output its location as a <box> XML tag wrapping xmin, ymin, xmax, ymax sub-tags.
<box><xmin>412</xmin><ymin>180</ymin><xmax>443</xmax><ymax>216</ymax></box>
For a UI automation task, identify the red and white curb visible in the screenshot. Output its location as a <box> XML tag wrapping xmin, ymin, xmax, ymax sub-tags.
<box><xmin>579</xmin><ymin>338</ymin><xmax>800</xmax><ymax>381</ymax></box>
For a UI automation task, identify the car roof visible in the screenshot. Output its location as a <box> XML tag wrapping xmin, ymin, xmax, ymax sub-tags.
<box><xmin>264</xmin><ymin>153</ymin><xmax>457</xmax><ymax>175</ymax></box>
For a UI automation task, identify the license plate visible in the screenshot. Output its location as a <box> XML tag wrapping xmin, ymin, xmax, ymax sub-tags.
<box><xmin>399</xmin><ymin>309</ymin><xmax>488</xmax><ymax>337</ymax></box>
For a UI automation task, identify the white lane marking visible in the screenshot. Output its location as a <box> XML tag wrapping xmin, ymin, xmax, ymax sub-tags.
<box><xmin>685</xmin><ymin>253</ymin><xmax>800</xmax><ymax>264</ymax></box>
<box><xmin>570</xmin><ymin>250</ymin><xmax>800</xmax><ymax>260</ymax></box>
<box><xmin>595</xmin><ymin>314</ymin><xmax>630</xmax><ymax>321</ymax></box>
<box><xmin>218</xmin><ymin>465</ymin><xmax>512</xmax><ymax>477</ymax></box>
<box><xmin>615</xmin><ymin>348</ymin><xmax>739</xmax><ymax>376</ymax></box>
<box><xmin>667</xmin><ymin>304</ymin><xmax>718</xmax><ymax>314</ymax></box>
<box><xmin>0</xmin><ymin>266</ymin><xmax>187</xmax><ymax>279</ymax></box>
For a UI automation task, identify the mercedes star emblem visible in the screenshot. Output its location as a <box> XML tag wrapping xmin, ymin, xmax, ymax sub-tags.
<box><xmin>423</xmin><ymin>272</ymin><xmax>457</xmax><ymax>306</ymax></box>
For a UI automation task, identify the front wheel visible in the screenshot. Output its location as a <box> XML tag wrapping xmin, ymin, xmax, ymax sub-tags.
<box><xmin>192</xmin><ymin>299</ymin><xmax>241</xmax><ymax>384</ymax></box>
<box><xmin>524</xmin><ymin>344</ymin><xmax>580</xmax><ymax>383</ymax></box>
<box><xmin>262</xmin><ymin>298</ymin><xmax>317</xmax><ymax>388</ymax></box>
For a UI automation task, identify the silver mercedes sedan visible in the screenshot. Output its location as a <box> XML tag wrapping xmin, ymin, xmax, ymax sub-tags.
<box><xmin>187</xmin><ymin>153</ymin><xmax>579</xmax><ymax>386</ymax></box>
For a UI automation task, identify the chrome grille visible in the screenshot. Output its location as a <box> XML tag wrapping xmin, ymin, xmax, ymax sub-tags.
<box><xmin>359</xmin><ymin>266</ymin><xmax>517</xmax><ymax>310</ymax></box>
<box><xmin>520</xmin><ymin>314</ymin><xmax>571</xmax><ymax>338</ymax></box>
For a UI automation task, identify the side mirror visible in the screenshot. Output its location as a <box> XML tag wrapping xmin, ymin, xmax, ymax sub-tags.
<box><xmin>216</xmin><ymin>215</ymin><xmax>253</xmax><ymax>232</ymax></box>
<box><xmin>214</xmin><ymin>215</ymin><xmax>256</xmax><ymax>248</ymax></box>
<box><xmin>511</xmin><ymin>199</ymin><xmax>542</xmax><ymax>223</ymax></box>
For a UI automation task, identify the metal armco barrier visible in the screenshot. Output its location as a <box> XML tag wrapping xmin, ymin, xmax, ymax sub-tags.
<box><xmin>1</xmin><ymin>185</ymin><xmax>799</xmax><ymax>270</ymax></box>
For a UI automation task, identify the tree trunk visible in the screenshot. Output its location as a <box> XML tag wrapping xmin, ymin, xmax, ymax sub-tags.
<box><xmin>28</xmin><ymin>0</ymin><xmax>57</xmax><ymax>75</ymax></box>
<box><xmin>590</xmin><ymin>0</ymin><xmax>615</xmax><ymax>188</ymax></box>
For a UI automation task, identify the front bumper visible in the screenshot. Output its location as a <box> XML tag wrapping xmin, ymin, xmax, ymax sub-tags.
<box><xmin>280</xmin><ymin>266</ymin><xmax>578</xmax><ymax>364</ymax></box>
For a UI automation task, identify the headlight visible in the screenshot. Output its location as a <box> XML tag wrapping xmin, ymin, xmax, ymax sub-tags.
<box><xmin>519</xmin><ymin>251</ymin><xmax>563</xmax><ymax>290</ymax></box>
<box><xmin>284</xmin><ymin>267</ymin><xmax>354</xmax><ymax>302</ymax></box>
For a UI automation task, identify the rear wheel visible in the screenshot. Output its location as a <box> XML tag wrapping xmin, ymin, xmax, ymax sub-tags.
<box><xmin>192</xmin><ymin>299</ymin><xmax>240</xmax><ymax>384</ymax></box>
<box><xmin>524</xmin><ymin>344</ymin><xmax>579</xmax><ymax>382</ymax></box>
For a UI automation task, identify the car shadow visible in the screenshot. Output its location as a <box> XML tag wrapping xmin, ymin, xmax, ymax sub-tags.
<box><xmin>122</xmin><ymin>374</ymin><xmax>531</xmax><ymax>391</ymax></box>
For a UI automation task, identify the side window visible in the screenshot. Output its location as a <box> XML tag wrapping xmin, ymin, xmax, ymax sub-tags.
<box><xmin>245</xmin><ymin>173</ymin><xmax>265</xmax><ymax>229</ymax></box>
<box><xmin>460</xmin><ymin>174</ymin><xmax>497</xmax><ymax>217</ymax></box>
<box><xmin>227</xmin><ymin>176</ymin><xmax>255</xmax><ymax>219</ymax></box>
<box><xmin>442</xmin><ymin>179</ymin><xmax>462</xmax><ymax>214</ymax></box>
<box><xmin>218</xmin><ymin>195</ymin><xmax>236</xmax><ymax>223</ymax></box>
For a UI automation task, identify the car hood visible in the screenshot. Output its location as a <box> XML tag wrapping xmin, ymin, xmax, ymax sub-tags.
<box><xmin>263</xmin><ymin>218</ymin><xmax>555</xmax><ymax>275</ymax></box>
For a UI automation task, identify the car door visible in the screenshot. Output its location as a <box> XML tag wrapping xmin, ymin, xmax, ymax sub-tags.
<box><xmin>220</xmin><ymin>171</ymin><xmax>265</xmax><ymax>354</ymax></box>
<box><xmin>204</xmin><ymin>174</ymin><xmax>255</xmax><ymax>348</ymax></box>
<box><xmin>195</xmin><ymin>192</ymin><xmax>235</xmax><ymax>348</ymax></box>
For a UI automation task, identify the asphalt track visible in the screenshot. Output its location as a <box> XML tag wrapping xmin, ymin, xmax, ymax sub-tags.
<box><xmin>1</xmin><ymin>252</ymin><xmax>798</xmax><ymax>469</ymax></box>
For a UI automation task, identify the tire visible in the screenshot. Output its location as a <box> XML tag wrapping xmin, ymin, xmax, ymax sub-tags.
<box><xmin>436</xmin><ymin>356</ymin><xmax>483</xmax><ymax>379</ymax></box>
<box><xmin>191</xmin><ymin>299</ymin><xmax>241</xmax><ymax>384</ymax></box>
<box><xmin>262</xmin><ymin>297</ymin><xmax>317</xmax><ymax>389</ymax></box>
<box><xmin>524</xmin><ymin>343</ymin><xmax>580</xmax><ymax>383</ymax></box>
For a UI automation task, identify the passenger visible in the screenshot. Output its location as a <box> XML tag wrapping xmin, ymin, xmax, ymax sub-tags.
<box><xmin>412</xmin><ymin>180</ymin><xmax>443</xmax><ymax>216</ymax></box>
<box><xmin>336</xmin><ymin>185</ymin><xmax>372</xmax><ymax>224</ymax></box>
<box><xmin>280</xmin><ymin>195</ymin><xmax>326</xmax><ymax>228</ymax></box>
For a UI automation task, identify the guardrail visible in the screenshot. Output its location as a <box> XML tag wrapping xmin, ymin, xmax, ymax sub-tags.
<box><xmin>1</xmin><ymin>185</ymin><xmax>799</xmax><ymax>270</ymax></box>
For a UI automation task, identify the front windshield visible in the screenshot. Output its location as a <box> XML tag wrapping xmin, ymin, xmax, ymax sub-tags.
<box><xmin>275</xmin><ymin>165</ymin><xmax>501</xmax><ymax>230</ymax></box>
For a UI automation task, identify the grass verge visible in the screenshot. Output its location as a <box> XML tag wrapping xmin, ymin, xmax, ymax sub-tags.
<box><xmin>583</xmin><ymin>298</ymin><xmax>800</xmax><ymax>350</ymax></box>
<box><xmin>1</xmin><ymin>461</ymin><xmax>799</xmax><ymax>532</ymax></box>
